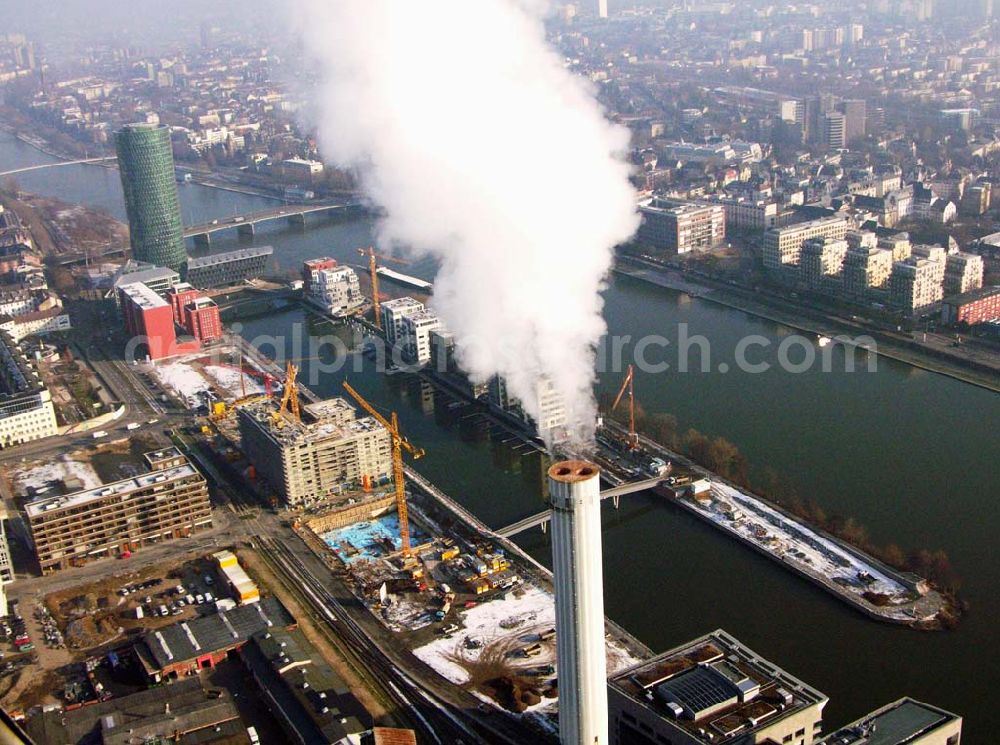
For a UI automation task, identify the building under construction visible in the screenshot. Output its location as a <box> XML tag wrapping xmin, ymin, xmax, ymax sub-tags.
<box><xmin>237</xmin><ymin>397</ymin><xmax>393</xmax><ymax>508</ymax></box>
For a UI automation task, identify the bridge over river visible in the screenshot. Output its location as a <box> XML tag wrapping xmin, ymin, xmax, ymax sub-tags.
<box><xmin>183</xmin><ymin>199</ymin><xmax>365</xmax><ymax>244</ymax></box>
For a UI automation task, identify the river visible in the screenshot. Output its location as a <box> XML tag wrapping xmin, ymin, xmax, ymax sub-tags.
<box><xmin>3</xmin><ymin>129</ymin><xmax>999</xmax><ymax>740</ymax></box>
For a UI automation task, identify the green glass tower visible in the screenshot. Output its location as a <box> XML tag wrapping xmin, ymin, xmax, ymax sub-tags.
<box><xmin>115</xmin><ymin>123</ymin><xmax>188</xmax><ymax>271</ymax></box>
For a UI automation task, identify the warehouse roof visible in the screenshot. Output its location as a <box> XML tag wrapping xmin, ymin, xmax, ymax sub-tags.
<box><xmin>819</xmin><ymin>698</ymin><xmax>961</xmax><ymax>745</ymax></box>
<box><xmin>139</xmin><ymin>597</ymin><xmax>294</xmax><ymax>671</ymax></box>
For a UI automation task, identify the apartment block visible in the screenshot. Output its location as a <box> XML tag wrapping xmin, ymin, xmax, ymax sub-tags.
<box><xmin>380</xmin><ymin>297</ymin><xmax>425</xmax><ymax>347</ymax></box>
<box><xmin>943</xmin><ymin>252</ymin><xmax>984</xmax><ymax>296</ymax></box>
<box><xmin>303</xmin><ymin>258</ymin><xmax>364</xmax><ymax>317</ymax></box>
<box><xmin>487</xmin><ymin>375</ymin><xmax>567</xmax><ymax>442</ymax></box>
<box><xmin>801</xmin><ymin>237</ymin><xmax>848</xmax><ymax>293</ymax></box>
<box><xmin>26</xmin><ymin>448</ymin><xmax>212</xmax><ymax>573</ymax></box>
<box><xmin>941</xmin><ymin>286</ymin><xmax>1000</xmax><ymax>326</ymax></box>
<box><xmin>717</xmin><ymin>197</ymin><xmax>779</xmax><ymax>232</ymax></box>
<box><xmin>843</xmin><ymin>245</ymin><xmax>894</xmax><ymax>302</ymax></box>
<box><xmin>400</xmin><ymin>310</ymin><xmax>442</xmax><ymax>364</ymax></box>
<box><xmin>237</xmin><ymin>397</ymin><xmax>392</xmax><ymax>508</ymax></box>
<box><xmin>890</xmin><ymin>258</ymin><xmax>945</xmax><ymax>317</ymax></box>
<box><xmin>0</xmin><ymin>329</ymin><xmax>57</xmax><ymax>448</ymax></box>
<box><xmin>637</xmin><ymin>198</ymin><xmax>726</xmax><ymax>255</ymax></box>
<box><xmin>763</xmin><ymin>217</ymin><xmax>849</xmax><ymax>271</ymax></box>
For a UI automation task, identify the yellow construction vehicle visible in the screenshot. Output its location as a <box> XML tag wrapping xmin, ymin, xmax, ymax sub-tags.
<box><xmin>341</xmin><ymin>381</ymin><xmax>425</xmax><ymax>555</ymax></box>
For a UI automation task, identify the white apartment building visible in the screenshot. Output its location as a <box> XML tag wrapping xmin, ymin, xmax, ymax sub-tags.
<box><xmin>763</xmin><ymin>216</ymin><xmax>849</xmax><ymax>271</ymax></box>
<box><xmin>488</xmin><ymin>375</ymin><xmax>567</xmax><ymax>442</ymax></box>
<box><xmin>890</xmin><ymin>258</ymin><xmax>945</xmax><ymax>316</ymax></box>
<box><xmin>400</xmin><ymin>310</ymin><xmax>442</xmax><ymax>364</ymax></box>
<box><xmin>944</xmin><ymin>252</ymin><xmax>984</xmax><ymax>296</ymax></box>
<box><xmin>800</xmin><ymin>237</ymin><xmax>848</xmax><ymax>293</ymax></box>
<box><xmin>0</xmin><ymin>330</ymin><xmax>58</xmax><ymax>448</ymax></box>
<box><xmin>380</xmin><ymin>297</ymin><xmax>425</xmax><ymax>347</ymax></box>
<box><xmin>843</xmin><ymin>245</ymin><xmax>894</xmax><ymax>302</ymax></box>
<box><xmin>717</xmin><ymin>197</ymin><xmax>779</xmax><ymax>232</ymax></box>
<box><xmin>306</xmin><ymin>265</ymin><xmax>364</xmax><ymax>317</ymax></box>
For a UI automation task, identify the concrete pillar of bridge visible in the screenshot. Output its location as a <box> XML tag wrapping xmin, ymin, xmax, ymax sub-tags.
<box><xmin>237</xmin><ymin>222</ymin><xmax>255</xmax><ymax>239</ymax></box>
<box><xmin>193</xmin><ymin>233</ymin><xmax>211</xmax><ymax>248</ymax></box>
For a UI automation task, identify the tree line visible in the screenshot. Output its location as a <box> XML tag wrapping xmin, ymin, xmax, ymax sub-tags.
<box><xmin>600</xmin><ymin>396</ymin><xmax>961</xmax><ymax>594</ymax></box>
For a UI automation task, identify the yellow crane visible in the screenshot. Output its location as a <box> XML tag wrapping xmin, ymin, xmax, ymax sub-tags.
<box><xmin>272</xmin><ymin>361</ymin><xmax>301</xmax><ymax>426</ymax></box>
<box><xmin>611</xmin><ymin>364</ymin><xmax>639</xmax><ymax>450</ymax></box>
<box><xmin>356</xmin><ymin>246</ymin><xmax>410</xmax><ymax>331</ymax></box>
<box><xmin>342</xmin><ymin>381</ymin><xmax>425</xmax><ymax>555</ymax></box>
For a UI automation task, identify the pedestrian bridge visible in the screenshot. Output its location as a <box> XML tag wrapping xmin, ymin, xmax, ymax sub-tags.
<box><xmin>496</xmin><ymin>475</ymin><xmax>664</xmax><ymax>537</ymax></box>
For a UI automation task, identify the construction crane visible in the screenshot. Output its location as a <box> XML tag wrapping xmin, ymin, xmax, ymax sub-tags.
<box><xmin>273</xmin><ymin>361</ymin><xmax>301</xmax><ymax>425</ymax></box>
<box><xmin>611</xmin><ymin>364</ymin><xmax>639</xmax><ymax>450</ymax></box>
<box><xmin>341</xmin><ymin>380</ymin><xmax>425</xmax><ymax>555</ymax></box>
<box><xmin>215</xmin><ymin>362</ymin><xmax>278</xmax><ymax>398</ymax></box>
<box><xmin>356</xmin><ymin>246</ymin><xmax>410</xmax><ymax>331</ymax></box>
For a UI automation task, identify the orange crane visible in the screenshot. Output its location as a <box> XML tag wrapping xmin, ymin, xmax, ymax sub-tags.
<box><xmin>273</xmin><ymin>361</ymin><xmax>301</xmax><ymax>425</ymax></box>
<box><xmin>356</xmin><ymin>246</ymin><xmax>410</xmax><ymax>331</ymax></box>
<box><xmin>611</xmin><ymin>364</ymin><xmax>639</xmax><ymax>450</ymax></box>
<box><xmin>342</xmin><ymin>380</ymin><xmax>425</xmax><ymax>555</ymax></box>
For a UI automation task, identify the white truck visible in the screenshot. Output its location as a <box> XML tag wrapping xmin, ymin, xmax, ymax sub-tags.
<box><xmin>91</xmin><ymin>430</ymin><xmax>108</xmax><ymax>439</ymax></box>
<box><xmin>126</xmin><ymin>422</ymin><xmax>141</xmax><ymax>431</ymax></box>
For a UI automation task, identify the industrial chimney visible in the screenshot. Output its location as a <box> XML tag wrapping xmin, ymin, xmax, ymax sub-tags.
<box><xmin>548</xmin><ymin>460</ymin><xmax>608</xmax><ymax>745</ymax></box>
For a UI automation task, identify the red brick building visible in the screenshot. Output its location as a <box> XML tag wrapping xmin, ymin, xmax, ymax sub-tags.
<box><xmin>941</xmin><ymin>286</ymin><xmax>1000</xmax><ymax>326</ymax></box>
<box><xmin>183</xmin><ymin>297</ymin><xmax>222</xmax><ymax>342</ymax></box>
<box><xmin>166</xmin><ymin>282</ymin><xmax>201</xmax><ymax>326</ymax></box>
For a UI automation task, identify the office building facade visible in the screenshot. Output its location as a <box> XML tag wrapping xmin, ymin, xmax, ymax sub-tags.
<box><xmin>637</xmin><ymin>198</ymin><xmax>726</xmax><ymax>255</ymax></box>
<box><xmin>763</xmin><ymin>217</ymin><xmax>849</xmax><ymax>271</ymax></box>
<box><xmin>0</xmin><ymin>330</ymin><xmax>57</xmax><ymax>448</ymax></box>
<box><xmin>184</xmin><ymin>246</ymin><xmax>273</xmax><ymax>289</ymax></box>
<box><xmin>26</xmin><ymin>448</ymin><xmax>212</xmax><ymax>573</ymax></box>
<box><xmin>115</xmin><ymin>124</ymin><xmax>188</xmax><ymax>272</ymax></box>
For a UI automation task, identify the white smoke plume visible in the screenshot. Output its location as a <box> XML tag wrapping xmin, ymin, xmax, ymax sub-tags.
<box><xmin>296</xmin><ymin>0</ymin><xmax>638</xmax><ymax>445</ymax></box>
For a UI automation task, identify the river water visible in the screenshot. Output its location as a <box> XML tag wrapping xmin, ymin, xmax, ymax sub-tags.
<box><xmin>3</xmin><ymin>130</ymin><xmax>999</xmax><ymax>740</ymax></box>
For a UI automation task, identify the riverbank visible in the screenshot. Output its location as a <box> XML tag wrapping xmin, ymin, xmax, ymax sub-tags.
<box><xmin>614</xmin><ymin>256</ymin><xmax>1000</xmax><ymax>394</ymax></box>
<box><xmin>599</xmin><ymin>420</ymin><xmax>957</xmax><ymax>630</ymax></box>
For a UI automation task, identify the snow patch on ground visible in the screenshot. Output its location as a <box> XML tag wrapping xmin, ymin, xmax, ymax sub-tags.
<box><xmin>413</xmin><ymin>584</ymin><xmax>641</xmax><ymax>691</ymax></box>
<box><xmin>202</xmin><ymin>365</ymin><xmax>265</xmax><ymax>399</ymax></box>
<box><xmin>13</xmin><ymin>457</ymin><xmax>102</xmax><ymax>496</ymax></box>
<box><xmin>151</xmin><ymin>361</ymin><xmax>210</xmax><ymax>406</ymax></box>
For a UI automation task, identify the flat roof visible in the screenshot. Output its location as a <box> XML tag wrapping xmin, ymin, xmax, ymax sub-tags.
<box><xmin>610</xmin><ymin>629</ymin><xmax>827</xmax><ymax>745</ymax></box>
<box><xmin>26</xmin><ymin>461</ymin><xmax>199</xmax><ymax>518</ymax></box>
<box><xmin>187</xmin><ymin>245</ymin><xmax>273</xmax><ymax>269</ymax></box>
<box><xmin>943</xmin><ymin>284</ymin><xmax>1000</xmax><ymax>306</ymax></box>
<box><xmin>820</xmin><ymin>698</ymin><xmax>961</xmax><ymax>745</ymax></box>
<box><xmin>239</xmin><ymin>398</ymin><xmax>383</xmax><ymax>446</ymax></box>
<box><xmin>141</xmin><ymin>597</ymin><xmax>294</xmax><ymax>669</ymax></box>
<box><xmin>119</xmin><ymin>281</ymin><xmax>169</xmax><ymax>310</ymax></box>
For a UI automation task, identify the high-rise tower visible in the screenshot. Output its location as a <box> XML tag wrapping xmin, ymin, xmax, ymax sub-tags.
<box><xmin>548</xmin><ymin>460</ymin><xmax>608</xmax><ymax>745</ymax></box>
<box><xmin>115</xmin><ymin>123</ymin><xmax>188</xmax><ymax>272</ymax></box>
